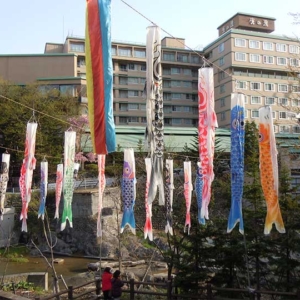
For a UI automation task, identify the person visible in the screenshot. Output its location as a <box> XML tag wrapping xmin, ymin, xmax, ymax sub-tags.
<box><xmin>111</xmin><ymin>270</ymin><xmax>124</xmax><ymax>300</ymax></box>
<box><xmin>101</xmin><ymin>267</ymin><xmax>113</xmax><ymax>300</ymax></box>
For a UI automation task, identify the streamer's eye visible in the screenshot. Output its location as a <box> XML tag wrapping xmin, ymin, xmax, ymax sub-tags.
<box><xmin>240</xmin><ymin>120</ymin><xmax>245</xmax><ymax>129</ymax></box>
<box><xmin>232</xmin><ymin>118</ymin><xmax>239</xmax><ymax>129</ymax></box>
<box><xmin>259</xmin><ymin>132</ymin><xmax>264</xmax><ymax>142</ymax></box>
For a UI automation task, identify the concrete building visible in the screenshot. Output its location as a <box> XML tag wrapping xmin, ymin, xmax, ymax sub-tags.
<box><xmin>204</xmin><ymin>12</ymin><xmax>300</xmax><ymax>133</ymax></box>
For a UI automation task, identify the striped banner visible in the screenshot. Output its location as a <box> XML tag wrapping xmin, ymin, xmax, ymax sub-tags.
<box><xmin>85</xmin><ymin>0</ymin><xmax>116</xmax><ymax>154</ymax></box>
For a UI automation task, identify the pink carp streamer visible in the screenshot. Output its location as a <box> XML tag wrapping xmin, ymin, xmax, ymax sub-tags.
<box><xmin>38</xmin><ymin>160</ymin><xmax>48</xmax><ymax>220</ymax></box>
<box><xmin>97</xmin><ymin>154</ymin><xmax>106</xmax><ymax>237</ymax></box>
<box><xmin>19</xmin><ymin>122</ymin><xmax>38</xmax><ymax>232</ymax></box>
<box><xmin>258</xmin><ymin>106</ymin><xmax>285</xmax><ymax>235</ymax></box>
<box><xmin>198</xmin><ymin>68</ymin><xmax>218</xmax><ymax>221</ymax></box>
<box><xmin>144</xmin><ymin>157</ymin><xmax>153</xmax><ymax>241</ymax></box>
<box><xmin>61</xmin><ymin>131</ymin><xmax>76</xmax><ymax>231</ymax></box>
<box><xmin>0</xmin><ymin>153</ymin><xmax>10</xmax><ymax>220</ymax></box>
<box><xmin>54</xmin><ymin>164</ymin><xmax>63</xmax><ymax>219</ymax></box>
<box><xmin>165</xmin><ymin>158</ymin><xmax>174</xmax><ymax>235</ymax></box>
<box><xmin>184</xmin><ymin>161</ymin><xmax>193</xmax><ymax>234</ymax></box>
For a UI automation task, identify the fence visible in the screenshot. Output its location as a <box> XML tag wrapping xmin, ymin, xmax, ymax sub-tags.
<box><xmin>33</xmin><ymin>278</ymin><xmax>300</xmax><ymax>300</ymax></box>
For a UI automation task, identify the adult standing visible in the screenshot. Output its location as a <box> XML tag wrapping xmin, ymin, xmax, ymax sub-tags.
<box><xmin>111</xmin><ymin>270</ymin><xmax>124</xmax><ymax>300</ymax></box>
<box><xmin>102</xmin><ymin>267</ymin><xmax>113</xmax><ymax>299</ymax></box>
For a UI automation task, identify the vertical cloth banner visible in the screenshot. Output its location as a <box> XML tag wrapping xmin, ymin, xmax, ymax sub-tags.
<box><xmin>54</xmin><ymin>164</ymin><xmax>63</xmax><ymax>219</ymax></box>
<box><xmin>121</xmin><ymin>148</ymin><xmax>136</xmax><ymax>235</ymax></box>
<box><xmin>184</xmin><ymin>161</ymin><xmax>193</xmax><ymax>234</ymax></box>
<box><xmin>85</xmin><ymin>0</ymin><xmax>116</xmax><ymax>154</ymax></box>
<box><xmin>19</xmin><ymin>122</ymin><xmax>38</xmax><ymax>232</ymax></box>
<box><xmin>165</xmin><ymin>158</ymin><xmax>174</xmax><ymax>235</ymax></box>
<box><xmin>38</xmin><ymin>160</ymin><xmax>48</xmax><ymax>220</ymax></box>
<box><xmin>258</xmin><ymin>106</ymin><xmax>285</xmax><ymax>235</ymax></box>
<box><xmin>144</xmin><ymin>157</ymin><xmax>153</xmax><ymax>240</ymax></box>
<box><xmin>61</xmin><ymin>131</ymin><xmax>76</xmax><ymax>231</ymax></box>
<box><xmin>97</xmin><ymin>154</ymin><xmax>106</xmax><ymax>237</ymax></box>
<box><xmin>227</xmin><ymin>93</ymin><xmax>245</xmax><ymax>234</ymax></box>
<box><xmin>146</xmin><ymin>26</ymin><xmax>165</xmax><ymax>206</ymax></box>
<box><xmin>198</xmin><ymin>67</ymin><xmax>218</xmax><ymax>221</ymax></box>
<box><xmin>0</xmin><ymin>153</ymin><xmax>10</xmax><ymax>220</ymax></box>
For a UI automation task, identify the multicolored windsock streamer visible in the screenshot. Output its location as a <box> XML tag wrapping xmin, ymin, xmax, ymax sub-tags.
<box><xmin>61</xmin><ymin>131</ymin><xmax>76</xmax><ymax>231</ymax></box>
<box><xmin>38</xmin><ymin>160</ymin><xmax>48</xmax><ymax>220</ymax></box>
<box><xmin>54</xmin><ymin>164</ymin><xmax>63</xmax><ymax>219</ymax></box>
<box><xmin>145</xmin><ymin>26</ymin><xmax>165</xmax><ymax>206</ymax></box>
<box><xmin>165</xmin><ymin>159</ymin><xmax>174</xmax><ymax>235</ymax></box>
<box><xmin>184</xmin><ymin>161</ymin><xmax>193</xmax><ymax>234</ymax></box>
<box><xmin>120</xmin><ymin>148</ymin><xmax>136</xmax><ymax>235</ymax></box>
<box><xmin>258</xmin><ymin>106</ymin><xmax>285</xmax><ymax>235</ymax></box>
<box><xmin>144</xmin><ymin>157</ymin><xmax>153</xmax><ymax>241</ymax></box>
<box><xmin>198</xmin><ymin>67</ymin><xmax>218</xmax><ymax>221</ymax></box>
<box><xmin>19</xmin><ymin>122</ymin><xmax>37</xmax><ymax>232</ymax></box>
<box><xmin>97</xmin><ymin>154</ymin><xmax>106</xmax><ymax>237</ymax></box>
<box><xmin>85</xmin><ymin>0</ymin><xmax>116</xmax><ymax>154</ymax></box>
<box><xmin>195</xmin><ymin>162</ymin><xmax>205</xmax><ymax>225</ymax></box>
<box><xmin>227</xmin><ymin>93</ymin><xmax>245</xmax><ymax>234</ymax></box>
<box><xmin>0</xmin><ymin>153</ymin><xmax>10</xmax><ymax>220</ymax></box>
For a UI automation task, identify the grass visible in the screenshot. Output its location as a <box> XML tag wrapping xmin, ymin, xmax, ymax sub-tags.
<box><xmin>0</xmin><ymin>246</ymin><xmax>30</xmax><ymax>263</ymax></box>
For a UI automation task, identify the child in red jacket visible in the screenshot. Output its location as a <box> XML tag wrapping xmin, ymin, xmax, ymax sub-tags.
<box><xmin>102</xmin><ymin>267</ymin><xmax>113</xmax><ymax>299</ymax></box>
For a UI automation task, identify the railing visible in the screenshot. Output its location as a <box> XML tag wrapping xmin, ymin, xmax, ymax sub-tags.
<box><xmin>33</xmin><ymin>278</ymin><xmax>300</xmax><ymax>300</ymax></box>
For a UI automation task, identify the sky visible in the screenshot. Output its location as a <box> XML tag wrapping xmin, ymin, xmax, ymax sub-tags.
<box><xmin>0</xmin><ymin>0</ymin><xmax>300</xmax><ymax>54</ymax></box>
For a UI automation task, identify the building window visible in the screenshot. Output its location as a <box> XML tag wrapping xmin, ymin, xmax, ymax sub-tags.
<box><xmin>128</xmin><ymin>77</ymin><xmax>139</xmax><ymax>84</ymax></box>
<box><xmin>278</xmin><ymin>84</ymin><xmax>288</xmax><ymax>92</ymax></box>
<box><xmin>251</xmin><ymin>110</ymin><xmax>259</xmax><ymax>118</ymax></box>
<box><xmin>235</xmin><ymin>38</ymin><xmax>246</xmax><ymax>47</ymax></box>
<box><xmin>293</xmin><ymin>126</ymin><xmax>300</xmax><ymax>133</ymax></box>
<box><xmin>276</xmin><ymin>43</ymin><xmax>287</xmax><ymax>52</ymax></box>
<box><xmin>171</xmin><ymin>67</ymin><xmax>181</xmax><ymax>74</ymax></box>
<box><xmin>220</xmin><ymin>98</ymin><xmax>225</xmax><ymax>107</ymax></box>
<box><xmin>163</xmin><ymin>93</ymin><xmax>171</xmax><ymax>100</ymax></box>
<box><xmin>134</xmin><ymin>49</ymin><xmax>146</xmax><ymax>58</ymax></box>
<box><xmin>251</xmin><ymin>96</ymin><xmax>261</xmax><ymax>104</ymax></box>
<box><xmin>164</xmin><ymin>106</ymin><xmax>172</xmax><ymax>113</ymax></box>
<box><xmin>118</xmin><ymin>48</ymin><xmax>132</xmax><ymax>57</ymax></box>
<box><xmin>289</xmin><ymin>45</ymin><xmax>299</xmax><ymax>54</ymax></box>
<box><xmin>220</xmin><ymin>112</ymin><xmax>226</xmax><ymax>121</ymax></box>
<box><xmin>244</xmin><ymin>109</ymin><xmax>248</xmax><ymax>118</ymax></box>
<box><xmin>119</xmin><ymin>64</ymin><xmax>127</xmax><ymax>71</ymax></box>
<box><xmin>119</xmin><ymin>117</ymin><xmax>127</xmax><ymax>124</ymax></box>
<box><xmin>119</xmin><ymin>103</ymin><xmax>128</xmax><ymax>111</ymax></box>
<box><xmin>272</xmin><ymin>111</ymin><xmax>276</xmax><ymax>119</ymax></box>
<box><xmin>219</xmin><ymin>71</ymin><xmax>225</xmax><ymax>80</ymax></box>
<box><xmin>265</xmin><ymin>97</ymin><xmax>275</xmax><ymax>105</ymax></box>
<box><xmin>263</xmin><ymin>42</ymin><xmax>274</xmax><ymax>51</ymax></box>
<box><xmin>279</xmin><ymin>97</ymin><xmax>288</xmax><ymax>105</ymax></box>
<box><xmin>182</xmin><ymin>81</ymin><xmax>192</xmax><ymax>88</ymax></box>
<box><xmin>235</xmin><ymin>52</ymin><xmax>246</xmax><ymax>61</ymax></box>
<box><xmin>171</xmin><ymin>93</ymin><xmax>182</xmax><ymax>99</ymax></box>
<box><xmin>140</xmin><ymin>78</ymin><xmax>146</xmax><ymax>85</ymax></box>
<box><xmin>279</xmin><ymin>125</ymin><xmax>290</xmax><ymax>133</ymax></box>
<box><xmin>163</xmin><ymin>52</ymin><xmax>175</xmax><ymax>61</ymax></box>
<box><xmin>77</xmin><ymin>57</ymin><xmax>86</xmax><ymax>67</ymax></box>
<box><xmin>220</xmin><ymin>84</ymin><xmax>225</xmax><ymax>93</ymax></box>
<box><xmin>163</xmin><ymin>81</ymin><xmax>171</xmax><ymax>88</ymax></box>
<box><xmin>219</xmin><ymin>57</ymin><xmax>225</xmax><ymax>66</ymax></box>
<box><xmin>250</xmin><ymin>54</ymin><xmax>260</xmax><ymax>63</ymax></box>
<box><xmin>128</xmin><ymin>63</ymin><xmax>137</xmax><ymax>70</ymax></box>
<box><xmin>128</xmin><ymin>117</ymin><xmax>138</xmax><ymax>123</ymax></box>
<box><xmin>292</xmin><ymin>85</ymin><xmax>300</xmax><ymax>93</ymax></box>
<box><xmin>292</xmin><ymin>99</ymin><xmax>300</xmax><ymax>106</ymax></box>
<box><xmin>119</xmin><ymin>77</ymin><xmax>128</xmax><ymax>85</ymax></box>
<box><xmin>70</xmin><ymin>43</ymin><xmax>85</xmax><ymax>52</ymax></box>
<box><xmin>236</xmin><ymin>81</ymin><xmax>247</xmax><ymax>89</ymax></box>
<box><xmin>177</xmin><ymin>53</ymin><xmax>189</xmax><ymax>63</ymax></box>
<box><xmin>191</xmin><ymin>55</ymin><xmax>200</xmax><ymax>63</ymax></box>
<box><xmin>141</xmin><ymin>117</ymin><xmax>147</xmax><ymax>123</ymax></box>
<box><xmin>184</xmin><ymin>119</ymin><xmax>192</xmax><ymax>125</ymax></box>
<box><xmin>185</xmin><ymin>94</ymin><xmax>197</xmax><ymax>101</ymax></box>
<box><xmin>171</xmin><ymin>80</ymin><xmax>181</xmax><ymax>87</ymax></box>
<box><xmin>279</xmin><ymin>111</ymin><xmax>287</xmax><ymax>119</ymax></box>
<box><xmin>111</xmin><ymin>47</ymin><xmax>117</xmax><ymax>55</ymax></box>
<box><xmin>218</xmin><ymin>43</ymin><xmax>225</xmax><ymax>53</ymax></box>
<box><xmin>277</xmin><ymin>57</ymin><xmax>287</xmax><ymax>65</ymax></box>
<box><xmin>60</xmin><ymin>85</ymin><xmax>75</xmax><ymax>96</ymax></box>
<box><xmin>141</xmin><ymin>64</ymin><xmax>146</xmax><ymax>71</ymax></box>
<box><xmin>290</xmin><ymin>58</ymin><xmax>300</xmax><ymax>67</ymax></box>
<box><xmin>264</xmin><ymin>83</ymin><xmax>275</xmax><ymax>91</ymax></box>
<box><xmin>263</xmin><ymin>55</ymin><xmax>274</xmax><ymax>64</ymax></box>
<box><xmin>128</xmin><ymin>103</ymin><xmax>139</xmax><ymax>110</ymax></box>
<box><xmin>249</xmin><ymin>40</ymin><xmax>260</xmax><ymax>49</ymax></box>
<box><xmin>128</xmin><ymin>90</ymin><xmax>139</xmax><ymax>97</ymax></box>
<box><xmin>172</xmin><ymin>118</ymin><xmax>182</xmax><ymax>125</ymax></box>
<box><xmin>183</xmin><ymin>106</ymin><xmax>191</xmax><ymax>112</ymax></box>
<box><xmin>172</xmin><ymin>105</ymin><xmax>181</xmax><ymax>112</ymax></box>
<box><xmin>183</xmin><ymin>69</ymin><xmax>192</xmax><ymax>75</ymax></box>
<box><xmin>119</xmin><ymin>90</ymin><xmax>128</xmax><ymax>98</ymax></box>
<box><xmin>250</xmin><ymin>82</ymin><xmax>261</xmax><ymax>90</ymax></box>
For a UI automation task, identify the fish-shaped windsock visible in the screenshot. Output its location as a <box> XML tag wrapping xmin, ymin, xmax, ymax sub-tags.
<box><xmin>227</xmin><ymin>93</ymin><xmax>245</xmax><ymax>234</ymax></box>
<box><xmin>0</xmin><ymin>153</ymin><xmax>10</xmax><ymax>220</ymax></box>
<box><xmin>38</xmin><ymin>160</ymin><xmax>48</xmax><ymax>220</ymax></box>
<box><xmin>54</xmin><ymin>164</ymin><xmax>63</xmax><ymax>219</ymax></box>
<box><xmin>184</xmin><ymin>161</ymin><xmax>193</xmax><ymax>234</ymax></box>
<box><xmin>120</xmin><ymin>149</ymin><xmax>136</xmax><ymax>235</ymax></box>
<box><xmin>97</xmin><ymin>154</ymin><xmax>106</xmax><ymax>237</ymax></box>
<box><xmin>258</xmin><ymin>106</ymin><xmax>285</xmax><ymax>235</ymax></box>
<box><xmin>195</xmin><ymin>162</ymin><xmax>205</xmax><ymax>225</ymax></box>
<box><xmin>165</xmin><ymin>159</ymin><xmax>174</xmax><ymax>235</ymax></box>
<box><xmin>85</xmin><ymin>0</ymin><xmax>116</xmax><ymax>154</ymax></box>
<box><xmin>61</xmin><ymin>131</ymin><xmax>76</xmax><ymax>231</ymax></box>
<box><xmin>198</xmin><ymin>68</ymin><xmax>218</xmax><ymax>220</ymax></box>
<box><xmin>144</xmin><ymin>157</ymin><xmax>153</xmax><ymax>241</ymax></box>
<box><xmin>145</xmin><ymin>26</ymin><xmax>165</xmax><ymax>206</ymax></box>
<box><xmin>19</xmin><ymin>122</ymin><xmax>37</xmax><ymax>232</ymax></box>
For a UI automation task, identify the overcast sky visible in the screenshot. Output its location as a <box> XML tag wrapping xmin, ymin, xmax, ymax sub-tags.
<box><xmin>1</xmin><ymin>0</ymin><xmax>300</xmax><ymax>54</ymax></box>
